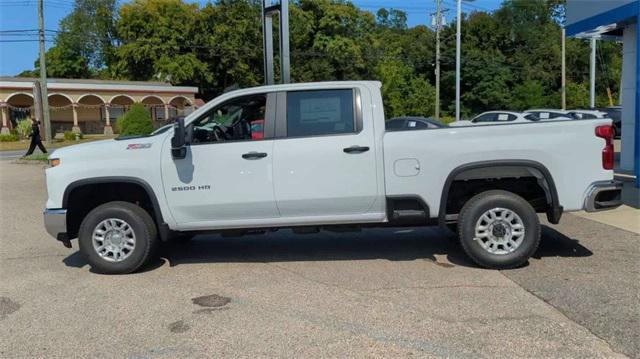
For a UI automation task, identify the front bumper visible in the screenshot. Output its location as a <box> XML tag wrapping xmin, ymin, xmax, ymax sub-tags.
<box><xmin>584</xmin><ymin>181</ymin><xmax>623</xmax><ymax>212</ymax></box>
<box><xmin>44</xmin><ymin>208</ymin><xmax>68</xmax><ymax>241</ymax></box>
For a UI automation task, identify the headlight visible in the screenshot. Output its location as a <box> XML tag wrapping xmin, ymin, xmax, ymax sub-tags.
<box><xmin>49</xmin><ymin>158</ymin><xmax>61</xmax><ymax>167</ymax></box>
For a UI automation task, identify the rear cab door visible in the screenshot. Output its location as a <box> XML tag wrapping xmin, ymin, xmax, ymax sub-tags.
<box><xmin>272</xmin><ymin>85</ymin><xmax>386</xmax><ymax>223</ymax></box>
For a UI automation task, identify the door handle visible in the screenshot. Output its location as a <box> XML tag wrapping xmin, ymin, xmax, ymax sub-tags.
<box><xmin>343</xmin><ymin>145</ymin><xmax>370</xmax><ymax>154</ymax></box>
<box><xmin>242</xmin><ymin>151</ymin><xmax>268</xmax><ymax>160</ymax></box>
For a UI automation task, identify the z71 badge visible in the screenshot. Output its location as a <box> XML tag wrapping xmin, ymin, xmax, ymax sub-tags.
<box><xmin>126</xmin><ymin>143</ymin><xmax>152</xmax><ymax>150</ymax></box>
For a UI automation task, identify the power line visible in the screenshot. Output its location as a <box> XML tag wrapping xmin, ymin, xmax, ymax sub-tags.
<box><xmin>0</xmin><ymin>39</ymin><xmax>54</xmax><ymax>42</ymax></box>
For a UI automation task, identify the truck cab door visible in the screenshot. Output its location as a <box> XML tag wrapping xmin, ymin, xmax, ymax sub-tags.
<box><xmin>161</xmin><ymin>93</ymin><xmax>279</xmax><ymax>228</ymax></box>
<box><xmin>272</xmin><ymin>87</ymin><xmax>384</xmax><ymax>220</ymax></box>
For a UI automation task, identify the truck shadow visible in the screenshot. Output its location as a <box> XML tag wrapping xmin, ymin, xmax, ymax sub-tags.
<box><xmin>62</xmin><ymin>225</ymin><xmax>593</xmax><ymax>272</ymax></box>
<box><xmin>532</xmin><ymin>225</ymin><xmax>594</xmax><ymax>259</ymax></box>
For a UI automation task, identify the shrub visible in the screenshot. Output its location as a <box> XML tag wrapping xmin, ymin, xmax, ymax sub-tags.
<box><xmin>64</xmin><ymin>131</ymin><xmax>83</xmax><ymax>141</ymax></box>
<box><xmin>15</xmin><ymin>120</ymin><xmax>32</xmax><ymax>139</ymax></box>
<box><xmin>117</xmin><ymin>103</ymin><xmax>153</xmax><ymax>136</ymax></box>
<box><xmin>0</xmin><ymin>134</ymin><xmax>19</xmax><ymax>142</ymax></box>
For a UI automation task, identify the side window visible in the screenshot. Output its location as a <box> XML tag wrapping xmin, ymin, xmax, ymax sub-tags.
<box><xmin>576</xmin><ymin>113</ymin><xmax>596</xmax><ymax>119</ymax></box>
<box><xmin>385</xmin><ymin>119</ymin><xmax>405</xmax><ymax>131</ymax></box>
<box><xmin>537</xmin><ymin>112</ymin><xmax>551</xmax><ymax>120</ymax></box>
<box><xmin>496</xmin><ymin>113</ymin><xmax>511</xmax><ymax>122</ymax></box>
<box><xmin>473</xmin><ymin>113</ymin><xmax>496</xmax><ymax>122</ymax></box>
<box><xmin>191</xmin><ymin>94</ymin><xmax>266</xmax><ymax>144</ymax></box>
<box><xmin>409</xmin><ymin>120</ymin><xmax>429</xmax><ymax>129</ymax></box>
<box><xmin>525</xmin><ymin>114</ymin><xmax>539</xmax><ymax>121</ymax></box>
<box><xmin>286</xmin><ymin>89</ymin><xmax>355</xmax><ymax>137</ymax></box>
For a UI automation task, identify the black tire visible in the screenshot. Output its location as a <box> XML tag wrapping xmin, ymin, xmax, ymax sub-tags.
<box><xmin>457</xmin><ymin>190</ymin><xmax>540</xmax><ymax>269</ymax></box>
<box><xmin>78</xmin><ymin>201</ymin><xmax>158</xmax><ymax>274</ymax></box>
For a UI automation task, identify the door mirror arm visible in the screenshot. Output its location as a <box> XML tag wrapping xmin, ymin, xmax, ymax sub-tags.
<box><xmin>171</xmin><ymin>116</ymin><xmax>188</xmax><ymax>159</ymax></box>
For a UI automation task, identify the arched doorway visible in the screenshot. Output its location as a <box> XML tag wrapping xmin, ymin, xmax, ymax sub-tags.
<box><xmin>141</xmin><ymin>95</ymin><xmax>165</xmax><ymax>129</ymax></box>
<box><xmin>108</xmin><ymin>95</ymin><xmax>135</xmax><ymax>134</ymax></box>
<box><xmin>76</xmin><ymin>94</ymin><xmax>105</xmax><ymax>134</ymax></box>
<box><xmin>168</xmin><ymin>96</ymin><xmax>194</xmax><ymax>119</ymax></box>
<box><xmin>48</xmin><ymin>93</ymin><xmax>74</xmax><ymax>135</ymax></box>
<box><xmin>4</xmin><ymin>93</ymin><xmax>34</xmax><ymax>132</ymax></box>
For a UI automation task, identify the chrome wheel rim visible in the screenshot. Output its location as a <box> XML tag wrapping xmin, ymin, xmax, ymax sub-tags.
<box><xmin>474</xmin><ymin>207</ymin><xmax>525</xmax><ymax>255</ymax></box>
<box><xmin>92</xmin><ymin>218</ymin><xmax>136</xmax><ymax>262</ymax></box>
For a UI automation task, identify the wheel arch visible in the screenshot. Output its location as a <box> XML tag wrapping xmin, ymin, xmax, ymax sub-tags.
<box><xmin>62</xmin><ymin>177</ymin><xmax>166</xmax><ymax>238</ymax></box>
<box><xmin>439</xmin><ymin>160</ymin><xmax>562</xmax><ymax>226</ymax></box>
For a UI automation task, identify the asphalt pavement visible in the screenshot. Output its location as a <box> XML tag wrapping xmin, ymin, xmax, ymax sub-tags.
<box><xmin>0</xmin><ymin>161</ymin><xmax>638</xmax><ymax>358</ymax></box>
<box><xmin>0</xmin><ymin>150</ymin><xmax>30</xmax><ymax>161</ymax></box>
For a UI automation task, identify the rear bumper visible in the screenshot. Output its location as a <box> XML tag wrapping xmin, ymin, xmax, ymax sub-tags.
<box><xmin>44</xmin><ymin>208</ymin><xmax>67</xmax><ymax>240</ymax></box>
<box><xmin>584</xmin><ymin>181</ymin><xmax>623</xmax><ymax>212</ymax></box>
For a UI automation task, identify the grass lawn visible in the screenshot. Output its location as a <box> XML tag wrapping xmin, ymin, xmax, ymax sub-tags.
<box><xmin>0</xmin><ymin>134</ymin><xmax>115</xmax><ymax>152</ymax></box>
<box><xmin>20</xmin><ymin>153</ymin><xmax>50</xmax><ymax>161</ymax></box>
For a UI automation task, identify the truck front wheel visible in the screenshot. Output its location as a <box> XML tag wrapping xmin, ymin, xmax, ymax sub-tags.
<box><xmin>78</xmin><ymin>201</ymin><xmax>158</xmax><ymax>274</ymax></box>
<box><xmin>457</xmin><ymin>190</ymin><xmax>540</xmax><ymax>269</ymax></box>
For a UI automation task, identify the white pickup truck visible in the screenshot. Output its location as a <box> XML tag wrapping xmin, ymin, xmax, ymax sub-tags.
<box><xmin>44</xmin><ymin>81</ymin><xmax>622</xmax><ymax>274</ymax></box>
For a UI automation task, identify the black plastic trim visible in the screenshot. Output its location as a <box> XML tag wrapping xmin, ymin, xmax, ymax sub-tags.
<box><xmin>438</xmin><ymin>160</ymin><xmax>562</xmax><ymax>226</ymax></box>
<box><xmin>274</xmin><ymin>91</ymin><xmax>287</xmax><ymax>138</ymax></box>
<box><xmin>62</xmin><ymin>176</ymin><xmax>165</xmax><ymax>227</ymax></box>
<box><xmin>386</xmin><ymin>195</ymin><xmax>436</xmax><ymax>225</ymax></box>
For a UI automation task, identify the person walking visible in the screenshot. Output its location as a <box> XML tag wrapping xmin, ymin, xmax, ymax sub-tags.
<box><xmin>24</xmin><ymin>119</ymin><xmax>47</xmax><ymax>156</ymax></box>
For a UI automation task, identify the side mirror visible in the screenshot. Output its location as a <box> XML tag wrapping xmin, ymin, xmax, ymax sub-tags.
<box><xmin>171</xmin><ymin>117</ymin><xmax>187</xmax><ymax>159</ymax></box>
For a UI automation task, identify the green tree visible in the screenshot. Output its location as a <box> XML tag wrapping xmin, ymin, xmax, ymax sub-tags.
<box><xmin>35</xmin><ymin>0</ymin><xmax>118</xmax><ymax>78</ymax></box>
<box><xmin>114</xmin><ymin>0</ymin><xmax>209</xmax><ymax>85</ymax></box>
<box><xmin>511</xmin><ymin>80</ymin><xmax>552</xmax><ymax>110</ymax></box>
<box><xmin>375</xmin><ymin>58</ymin><xmax>435</xmax><ymax>118</ymax></box>
<box><xmin>25</xmin><ymin>0</ymin><xmax>621</xmax><ymax>115</ymax></box>
<box><xmin>117</xmin><ymin>103</ymin><xmax>153</xmax><ymax>136</ymax></box>
<box><xmin>376</xmin><ymin>8</ymin><xmax>408</xmax><ymax>30</ymax></box>
<box><xmin>566</xmin><ymin>81</ymin><xmax>590</xmax><ymax>109</ymax></box>
<box><xmin>194</xmin><ymin>0</ymin><xmax>264</xmax><ymax>96</ymax></box>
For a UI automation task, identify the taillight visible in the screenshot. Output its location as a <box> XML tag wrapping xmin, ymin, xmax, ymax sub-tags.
<box><xmin>595</xmin><ymin>125</ymin><xmax>614</xmax><ymax>170</ymax></box>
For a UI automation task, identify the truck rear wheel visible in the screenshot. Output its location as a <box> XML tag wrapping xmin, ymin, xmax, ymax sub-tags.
<box><xmin>78</xmin><ymin>201</ymin><xmax>158</xmax><ymax>274</ymax></box>
<box><xmin>457</xmin><ymin>190</ymin><xmax>540</xmax><ymax>269</ymax></box>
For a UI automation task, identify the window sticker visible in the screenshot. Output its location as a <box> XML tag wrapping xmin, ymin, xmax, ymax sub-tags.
<box><xmin>408</xmin><ymin>121</ymin><xmax>417</xmax><ymax>127</ymax></box>
<box><xmin>498</xmin><ymin>114</ymin><xmax>508</xmax><ymax>121</ymax></box>
<box><xmin>299</xmin><ymin>97</ymin><xmax>341</xmax><ymax>123</ymax></box>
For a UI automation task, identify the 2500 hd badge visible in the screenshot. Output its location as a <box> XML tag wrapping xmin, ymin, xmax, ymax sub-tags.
<box><xmin>171</xmin><ymin>185</ymin><xmax>211</xmax><ymax>192</ymax></box>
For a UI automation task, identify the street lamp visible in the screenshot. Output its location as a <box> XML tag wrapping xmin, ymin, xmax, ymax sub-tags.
<box><xmin>455</xmin><ymin>0</ymin><xmax>474</xmax><ymax>122</ymax></box>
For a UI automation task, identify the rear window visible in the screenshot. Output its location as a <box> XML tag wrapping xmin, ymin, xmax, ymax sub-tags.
<box><xmin>473</xmin><ymin>113</ymin><xmax>496</xmax><ymax>122</ymax></box>
<box><xmin>287</xmin><ymin>89</ymin><xmax>355</xmax><ymax>137</ymax></box>
<box><xmin>385</xmin><ymin>119</ymin><xmax>405</xmax><ymax>131</ymax></box>
<box><xmin>407</xmin><ymin>120</ymin><xmax>429</xmax><ymax>128</ymax></box>
<box><xmin>572</xmin><ymin>112</ymin><xmax>597</xmax><ymax>119</ymax></box>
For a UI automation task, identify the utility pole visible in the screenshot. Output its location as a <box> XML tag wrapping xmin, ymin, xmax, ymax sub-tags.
<box><xmin>262</xmin><ymin>0</ymin><xmax>274</xmax><ymax>85</ymax></box>
<box><xmin>561</xmin><ymin>28</ymin><xmax>566</xmax><ymax>110</ymax></box>
<box><xmin>455</xmin><ymin>0</ymin><xmax>462</xmax><ymax>122</ymax></box>
<box><xmin>38</xmin><ymin>0</ymin><xmax>51</xmax><ymax>142</ymax></box>
<box><xmin>590</xmin><ymin>37</ymin><xmax>596</xmax><ymax>108</ymax></box>
<box><xmin>432</xmin><ymin>0</ymin><xmax>447</xmax><ymax>120</ymax></box>
<box><xmin>455</xmin><ymin>0</ymin><xmax>474</xmax><ymax>121</ymax></box>
<box><xmin>261</xmin><ymin>0</ymin><xmax>290</xmax><ymax>85</ymax></box>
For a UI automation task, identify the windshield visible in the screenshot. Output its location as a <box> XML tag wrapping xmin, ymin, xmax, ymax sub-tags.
<box><xmin>151</xmin><ymin>124</ymin><xmax>173</xmax><ymax>135</ymax></box>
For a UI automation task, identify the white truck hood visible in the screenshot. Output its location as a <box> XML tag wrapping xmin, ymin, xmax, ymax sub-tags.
<box><xmin>50</xmin><ymin>135</ymin><xmax>167</xmax><ymax>162</ymax></box>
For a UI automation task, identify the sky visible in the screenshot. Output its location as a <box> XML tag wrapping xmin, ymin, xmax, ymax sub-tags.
<box><xmin>0</xmin><ymin>0</ymin><xmax>504</xmax><ymax>77</ymax></box>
